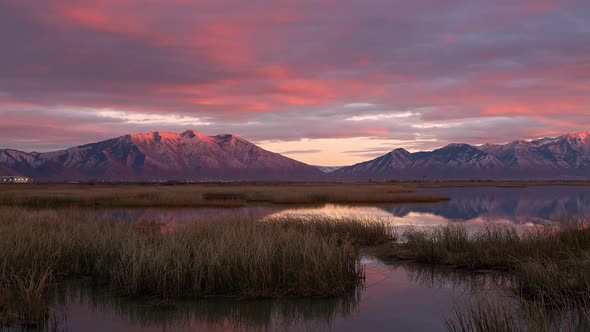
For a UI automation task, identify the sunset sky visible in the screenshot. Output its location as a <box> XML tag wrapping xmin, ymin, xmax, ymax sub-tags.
<box><xmin>1</xmin><ymin>0</ymin><xmax>589</xmax><ymax>165</ymax></box>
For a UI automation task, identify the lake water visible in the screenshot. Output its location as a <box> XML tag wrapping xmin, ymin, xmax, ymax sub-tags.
<box><xmin>97</xmin><ymin>186</ymin><xmax>590</xmax><ymax>227</ymax></box>
<box><xmin>43</xmin><ymin>258</ymin><xmax>499</xmax><ymax>332</ymax></box>
<box><xmin>21</xmin><ymin>186</ymin><xmax>590</xmax><ymax>331</ymax></box>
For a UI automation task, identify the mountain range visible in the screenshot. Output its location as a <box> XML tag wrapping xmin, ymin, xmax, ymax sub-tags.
<box><xmin>1</xmin><ymin>130</ymin><xmax>589</xmax><ymax>181</ymax></box>
<box><xmin>0</xmin><ymin>131</ymin><xmax>323</xmax><ymax>181</ymax></box>
<box><xmin>333</xmin><ymin>132</ymin><xmax>590</xmax><ymax>180</ymax></box>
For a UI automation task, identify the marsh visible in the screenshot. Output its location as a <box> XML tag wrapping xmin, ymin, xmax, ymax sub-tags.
<box><xmin>1</xmin><ymin>184</ymin><xmax>589</xmax><ymax>331</ymax></box>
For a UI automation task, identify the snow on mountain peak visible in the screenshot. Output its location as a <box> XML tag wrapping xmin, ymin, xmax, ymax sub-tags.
<box><xmin>0</xmin><ymin>130</ymin><xmax>324</xmax><ymax>180</ymax></box>
<box><xmin>334</xmin><ymin>130</ymin><xmax>590</xmax><ymax>180</ymax></box>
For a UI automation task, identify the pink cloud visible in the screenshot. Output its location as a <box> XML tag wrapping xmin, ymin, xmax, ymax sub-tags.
<box><xmin>0</xmin><ymin>0</ymin><xmax>589</xmax><ymax>160</ymax></box>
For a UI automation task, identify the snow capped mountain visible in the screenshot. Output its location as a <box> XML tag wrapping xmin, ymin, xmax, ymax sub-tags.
<box><xmin>0</xmin><ymin>149</ymin><xmax>69</xmax><ymax>177</ymax></box>
<box><xmin>314</xmin><ymin>166</ymin><xmax>343</xmax><ymax>173</ymax></box>
<box><xmin>480</xmin><ymin>132</ymin><xmax>590</xmax><ymax>170</ymax></box>
<box><xmin>333</xmin><ymin>148</ymin><xmax>414</xmax><ymax>178</ymax></box>
<box><xmin>333</xmin><ymin>131</ymin><xmax>590</xmax><ymax>180</ymax></box>
<box><xmin>420</xmin><ymin>144</ymin><xmax>503</xmax><ymax>169</ymax></box>
<box><xmin>2</xmin><ymin>130</ymin><xmax>590</xmax><ymax>181</ymax></box>
<box><xmin>0</xmin><ymin>131</ymin><xmax>324</xmax><ymax>181</ymax></box>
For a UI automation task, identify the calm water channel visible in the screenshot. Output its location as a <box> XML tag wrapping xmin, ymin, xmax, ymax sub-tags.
<box><xmin>98</xmin><ymin>186</ymin><xmax>590</xmax><ymax>226</ymax></box>
<box><xmin>19</xmin><ymin>186</ymin><xmax>590</xmax><ymax>331</ymax></box>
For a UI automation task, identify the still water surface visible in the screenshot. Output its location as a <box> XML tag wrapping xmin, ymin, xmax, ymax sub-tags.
<box><xmin>47</xmin><ymin>259</ymin><xmax>489</xmax><ymax>332</ymax></box>
<box><xmin>100</xmin><ymin>186</ymin><xmax>590</xmax><ymax>226</ymax></box>
<box><xmin>35</xmin><ymin>186</ymin><xmax>590</xmax><ymax>331</ymax></box>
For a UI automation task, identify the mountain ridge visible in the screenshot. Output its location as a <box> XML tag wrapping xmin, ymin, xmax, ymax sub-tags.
<box><xmin>2</xmin><ymin>130</ymin><xmax>590</xmax><ymax>181</ymax></box>
<box><xmin>333</xmin><ymin>131</ymin><xmax>590</xmax><ymax>180</ymax></box>
<box><xmin>0</xmin><ymin>131</ymin><xmax>324</xmax><ymax>181</ymax></box>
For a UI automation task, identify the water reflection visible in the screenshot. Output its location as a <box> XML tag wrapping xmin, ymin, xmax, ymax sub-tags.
<box><xmin>393</xmin><ymin>186</ymin><xmax>590</xmax><ymax>223</ymax></box>
<box><xmin>396</xmin><ymin>262</ymin><xmax>510</xmax><ymax>292</ymax></box>
<box><xmin>93</xmin><ymin>186</ymin><xmax>590</xmax><ymax>226</ymax></box>
<box><xmin>269</xmin><ymin>186</ymin><xmax>590</xmax><ymax>225</ymax></box>
<box><xmin>46</xmin><ymin>284</ymin><xmax>360</xmax><ymax>332</ymax></box>
<box><xmin>38</xmin><ymin>259</ymin><xmax>475</xmax><ymax>332</ymax></box>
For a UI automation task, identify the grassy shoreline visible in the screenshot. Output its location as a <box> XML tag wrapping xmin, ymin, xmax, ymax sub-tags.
<box><xmin>0</xmin><ymin>208</ymin><xmax>391</xmax><ymax>327</ymax></box>
<box><xmin>375</xmin><ymin>224</ymin><xmax>590</xmax><ymax>271</ymax></box>
<box><xmin>0</xmin><ymin>183</ymin><xmax>449</xmax><ymax>208</ymax></box>
<box><xmin>374</xmin><ymin>222</ymin><xmax>590</xmax><ymax>331</ymax></box>
<box><xmin>3</xmin><ymin>181</ymin><xmax>590</xmax><ymax>208</ymax></box>
<box><xmin>409</xmin><ymin>181</ymin><xmax>590</xmax><ymax>188</ymax></box>
<box><xmin>2</xmin><ymin>183</ymin><xmax>589</xmax><ymax>330</ymax></box>
<box><xmin>374</xmin><ymin>223</ymin><xmax>590</xmax><ymax>331</ymax></box>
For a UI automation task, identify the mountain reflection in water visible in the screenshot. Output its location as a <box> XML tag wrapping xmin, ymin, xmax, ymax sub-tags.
<box><xmin>94</xmin><ymin>186</ymin><xmax>589</xmax><ymax>226</ymax></box>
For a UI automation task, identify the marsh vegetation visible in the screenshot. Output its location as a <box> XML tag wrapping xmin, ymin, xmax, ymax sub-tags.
<box><xmin>0</xmin><ymin>183</ymin><xmax>450</xmax><ymax>208</ymax></box>
<box><xmin>376</xmin><ymin>223</ymin><xmax>590</xmax><ymax>331</ymax></box>
<box><xmin>445</xmin><ymin>296</ymin><xmax>590</xmax><ymax>332</ymax></box>
<box><xmin>1</xmin><ymin>184</ymin><xmax>590</xmax><ymax>331</ymax></box>
<box><xmin>0</xmin><ymin>207</ymin><xmax>392</xmax><ymax>328</ymax></box>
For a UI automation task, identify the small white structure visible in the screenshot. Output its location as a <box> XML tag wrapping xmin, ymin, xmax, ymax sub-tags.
<box><xmin>1</xmin><ymin>176</ymin><xmax>31</xmax><ymax>184</ymax></box>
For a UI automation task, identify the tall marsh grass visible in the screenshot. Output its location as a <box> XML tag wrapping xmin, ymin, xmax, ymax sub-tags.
<box><xmin>389</xmin><ymin>259</ymin><xmax>590</xmax><ymax>331</ymax></box>
<box><xmin>0</xmin><ymin>208</ymin><xmax>391</xmax><ymax>327</ymax></box>
<box><xmin>378</xmin><ymin>222</ymin><xmax>590</xmax><ymax>321</ymax></box>
<box><xmin>514</xmin><ymin>255</ymin><xmax>590</xmax><ymax>306</ymax></box>
<box><xmin>446</xmin><ymin>296</ymin><xmax>590</xmax><ymax>332</ymax></box>
<box><xmin>380</xmin><ymin>223</ymin><xmax>590</xmax><ymax>271</ymax></box>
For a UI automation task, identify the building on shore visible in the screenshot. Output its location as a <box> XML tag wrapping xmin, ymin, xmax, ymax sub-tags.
<box><xmin>0</xmin><ymin>176</ymin><xmax>31</xmax><ymax>183</ymax></box>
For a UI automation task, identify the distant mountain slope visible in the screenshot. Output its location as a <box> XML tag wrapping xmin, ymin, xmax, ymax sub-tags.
<box><xmin>333</xmin><ymin>132</ymin><xmax>590</xmax><ymax>180</ymax></box>
<box><xmin>314</xmin><ymin>166</ymin><xmax>343</xmax><ymax>173</ymax></box>
<box><xmin>4</xmin><ymin>131</ymin><xmax>590</xmax><ymax>181</ymax></box>
<box><xmin>0</xmin><ymin>149</ymin><xmax>70</xmax><ymax>178</ymax></box>
<box><xmin>0</xmin><ymin>131</ymin><xmax>325</xmax><ymax>181</ymax></box>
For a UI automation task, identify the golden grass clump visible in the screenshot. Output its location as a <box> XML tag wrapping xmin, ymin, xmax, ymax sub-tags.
<box><xmin>0</xmin><ymin>207</ymin><xmax>393</xmax><ymax>327</ymax></box>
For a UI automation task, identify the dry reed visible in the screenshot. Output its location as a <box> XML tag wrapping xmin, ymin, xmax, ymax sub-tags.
<box><xmin>0</xmin><ymin>207</ymin><xmax>391</xmax><ymax>327</ymax></box>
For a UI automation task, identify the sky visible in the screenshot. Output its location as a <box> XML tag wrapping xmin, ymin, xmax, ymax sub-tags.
<box><xmin>1</xmin><ymin>0</ymin><xmax>589</xmax><ymax>166</ymax></box>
